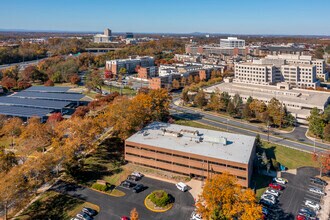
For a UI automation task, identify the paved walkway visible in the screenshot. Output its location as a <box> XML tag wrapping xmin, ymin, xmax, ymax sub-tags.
<box><xmin>318</xmin><ymin>179</ymin><xmax>330</xmax><ymax>220</ymax></box>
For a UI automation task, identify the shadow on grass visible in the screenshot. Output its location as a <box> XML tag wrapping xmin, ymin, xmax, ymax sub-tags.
<box><xmin>19</xmin><ymin>192</ymin><xmax>82</xmax><ymax>220</ymax></box>
<box><xmin>69</xmin><ymin>137</ymin><xmax>126</xmax><ymax>185</ymax></box>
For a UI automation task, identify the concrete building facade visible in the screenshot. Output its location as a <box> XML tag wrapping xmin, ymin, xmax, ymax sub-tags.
<box><xmin>125</xmin><ymin>122</ymin><xmax>256</xmax><ymax>188</ymax></box>
<box><xmin>105</xmin><ymin>56</ymin><xmax>154</xmax><ymax>75</ymax></box>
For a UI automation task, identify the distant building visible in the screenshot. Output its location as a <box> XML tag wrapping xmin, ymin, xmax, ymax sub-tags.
<box><xmin>125</xmin><ymin>122</ymin><xmax>257</xmax><ymax>188</ymax></box>
<box><xmin>137</xmin><ymin>66</ymin><xmax>158</xmax><ymax>79</ymax></box>
<box><xmin>105</xmin><ymin>56</ymin><xmax>154</xmax><ymax>75</ymax></box>
<box><xmin>220</xmin><ymin>37</ymin><xmax>245</xmax><ymax>48</ymax></box>
<box><xmin>125</xmin><ymin>32</ymin><xmax>134</xmax><ymax>39</ymax></box>
<box><xmin>93</xmin><ymin>28</ymin><xmax>113</xmax><ymax>43</ymax></box>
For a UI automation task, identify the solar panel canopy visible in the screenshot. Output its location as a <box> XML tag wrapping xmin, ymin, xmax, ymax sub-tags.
<box><xmin>12</xmin><ymin>91</ymin><xmax>84</xmax><ymax>101</ymax></box>
<box><xmin>0</xmin><ymin>97</ymin><xmax>69</xmax><ymax>109</ymax></box>
<box><xmin>0</xmin><ymin>105</ymin><xmax>53</xmax><ymax>118</ymax></box>
<box><xmin>24</xmin><ymin>86</ymin><xmax>71</xmax><ymax>93</ymax></box>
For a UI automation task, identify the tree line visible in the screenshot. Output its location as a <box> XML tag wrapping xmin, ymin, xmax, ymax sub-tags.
<box><xmin>0</xmin><ymin>88</ymin><xmax>171</xmax><ymax>218</ymax></box>
<box><xmin>182</xmin><ymin>89</ymin><xmax>295</xmax><ymax>128</ymax></box>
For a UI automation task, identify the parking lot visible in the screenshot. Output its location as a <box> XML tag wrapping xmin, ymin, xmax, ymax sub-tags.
<box><xmin>263</xmin><ymin>167</ymin><xmax>326</xmax><ymax>220</ymax></box>
<box><xmin>52</xmin><ymin>176</ymin><xmax>195</xmax><ymax>220</ymax></box>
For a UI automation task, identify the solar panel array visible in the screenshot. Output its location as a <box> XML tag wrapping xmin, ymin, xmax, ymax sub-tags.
<box><xmin>24</xmin><ymin>86</ymin><xmax>71</xmax><ymax>93</ymax></box>
<box><xmin>12</xmin><ymin>91</ymin><xmax>85</xmax><ymax>102</ymax></box>
<box><xmin>0</xmin><ymin>97</ymin><xmax>69</xmax><ymax>110</ymax></box>
<box><xmin>0</xmin><ymin>105</ymin><xmax>53</xmax><ymax>118</ymax></box>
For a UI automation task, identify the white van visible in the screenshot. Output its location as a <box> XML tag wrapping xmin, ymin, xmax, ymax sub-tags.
<box><xmin>176</xmin><ymin>182</ymin><xmax>188</xmax><ymax>192</ymax></box>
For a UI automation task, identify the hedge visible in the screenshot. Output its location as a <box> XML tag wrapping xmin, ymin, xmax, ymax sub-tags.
<box><xmin>91</xmin><ymin>183</ymin><xmax>108</xmax><ymax>192</ymax></box>
<box><xmin>149</xmin><ymin>190</ymin><xmax>171</xmax><ymax>207</ymax></box>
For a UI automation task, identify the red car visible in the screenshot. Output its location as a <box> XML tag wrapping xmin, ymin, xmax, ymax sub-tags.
<box><xmin>121</xmin><ymin>216</ymin><xmax>130</xmax><ymax>220</ymax></box>
<box><xmin>296</xmin><ymin>214</ymin><xmax>307</xmax><ymax>220</ymax></box>
<box><xmin>268</xmin><ymin>183</ymin><xmax>283</xmax><ymax>191</ymax></box>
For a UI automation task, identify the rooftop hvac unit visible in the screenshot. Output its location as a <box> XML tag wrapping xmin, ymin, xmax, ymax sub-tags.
<box><xmin>219</xmin><ymin>137</ymin><xmax>227</xmax><ymax>145</ymax></box>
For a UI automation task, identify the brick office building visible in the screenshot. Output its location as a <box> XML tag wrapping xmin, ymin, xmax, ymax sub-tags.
<box><xmin>125</xmin><ymin>122</ymin><xmax>256</xmax><ymax>188</ymax></box>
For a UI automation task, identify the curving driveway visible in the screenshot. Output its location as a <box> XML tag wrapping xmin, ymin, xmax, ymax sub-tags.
<box><xmin>51</xmin><ymin>177</ymin><xmax>195</xmax><ymax>220</ymax></box>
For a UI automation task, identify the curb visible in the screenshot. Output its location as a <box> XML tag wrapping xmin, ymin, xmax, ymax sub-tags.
<box><xmin>305</xmin><ymin>129</ymin><xmax>330</xmax><ymax>147</ymax></box>
<box><xmin>84</xmin><ymin>185</ymin><xmax>126</xmax><ymax>197</ymax></box>
<box><xmin>144</xmin><ymin>195</ymin><xmax>173</xmax><ymax>213</ymax></box>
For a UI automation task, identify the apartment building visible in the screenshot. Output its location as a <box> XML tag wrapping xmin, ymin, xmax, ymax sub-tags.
<box><xmin>137</xmin><ymin>66</ymin><xmax>158</xmax><ymax>79</ymax></box>
<box><xmin>234</xmin><ymin>63</ymin><xmax>277</xmax><ymax>85</ymax></box>
<box><xmin>105</xmin><ymin>56</ymin><xmax>154</xmax><ymax>75</ymax></box>
<box><xmin>125</xmin><ymin>122</ymin><xmax>256</xmax><ymax>188</ymax></box>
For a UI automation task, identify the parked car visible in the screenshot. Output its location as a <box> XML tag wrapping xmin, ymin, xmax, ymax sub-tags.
<box><xmin>308</xmin><ymin>187</ymin><xmax>325</xmax><ymax>195</ymax></box>
<box><xmin>121</xmin><ymin>180</ymin><xmax>135</xmax><ymax>188</ymax></box>
<box><xmin>190</xmin><ymin>211</ymin><xmax>202</xmax><ymax>220</ymax></box>
<box><xmin>262</xmin><ymin>207</ymin><xmax>269</xmax><ymax>216</ymax></box>
<box><xmin>296</xmin><ymin>214</ymin><xmax>308</xmax><ymax>220</ymax></box>
<box><xmin>176</xmin><ymin>182</ymin><xmax>188</xmax><ymax>192</ymax></box>
<box><xmin>131</xmin><ymin>171</ymin><xmax>143</xmax><ymax>178</ymax></box>
<box><xmin>269</xmin><ymin>183</ymin><xmax>284</xmax><ymax>191</ymax></box>
<box><xmin>82</xmin><ymin>207</ymin><xmax>97</xmax><ymax>216</ymax></box>
<box><xmin>261</xmin><ymin>194</ymin><xmax>276</xmax><ymax>203</ymax></box>
<box><xmin>121</xmin><ymin>216</ymin><xmax>130</xmax><ymax>220</ymax></box>
<box><xmin>273</xmin><ymin>177</ymin><xmax>287</xmax><ymax>184</ymax></box>
<box><xmin>76</xmin><ymin>212</ymin><xmax>93</xmax><ymax>220</ymax></box>
<box><xmin>133</xmin><ymin>184</ymin><xmax>145</xmax><ymax>193</ymax></box>
<box><xmin>259</xmin><ymin>199</ymin><xmax>275</xmax><ymax>207</ymax></box>
<box><xmin>265</xmin><ymin>188</ymin><xmax>280</xmax><ymax>197</ymax></box>
<box><xmin>304</xmin><ymin>200</ymin><xmax>320</xmax><ymax>211</ymax></box>
<box><xmin>310</xmin><ymin>177</ymin><xmax>327</xmax><ymax>186</ymax></box>
<box><xmin>299</xmin><ymin>208</ymin><xmax>316</xmax><ymax>217</ymax></box>
<box><xmin>127</xmin><ymin>175</ymin><xmax>140</xmax><ymax>181</ymax></box>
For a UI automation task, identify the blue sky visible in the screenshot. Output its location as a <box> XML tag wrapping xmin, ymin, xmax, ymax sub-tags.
<box><xmin>1</xmin><ymin>0</ymin><xmax>330</xmax><ymax>35</ymax></box>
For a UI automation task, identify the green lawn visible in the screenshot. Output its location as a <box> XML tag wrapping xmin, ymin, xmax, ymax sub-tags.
<box><xmin>259</xmin><ymin>141</ymin><xmax>318</xmax><ymax>169</ymax></box>
<box><xmin>173</xmin><ymin>117</ymin><xmax>224</xmax><ymax>131</ymax></box>
<box><xmin>16</xmin><ymin>191</ymin><xmax>99</xmax><ymax>220</ymax></box>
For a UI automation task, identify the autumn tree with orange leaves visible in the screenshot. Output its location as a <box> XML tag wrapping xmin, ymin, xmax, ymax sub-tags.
<box><xmin>130</xmin><ymin>208</ymin><xmax>139</xmax><ymax>220</ymax></box>
<box><xmin>312</xmin><ymin>151</ymin><xmax>330</xmax><ymax>177</ymax></box>
<box><xmin>196</xmin><ymin>173</ymin><xmax>262</xmax><ymax>220</ymax></box>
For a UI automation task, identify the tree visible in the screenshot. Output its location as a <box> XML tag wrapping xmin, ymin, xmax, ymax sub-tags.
<box><xmin>85</xmin><ymin>70</ymin><xmax>103</xmax><ymax>93</ymax></box>
<box><xmin>70</xmin><ymin>74</ymin><xmax>81</xmax><ymax>85</ymax></box>
<box><xmin>194</xmin><ymin>75</ymin><xmax>200</xmax><ymax>84</ymax></box>
<box><xmin>181</xmin><ymin>77</ymin><xmax>188</xmax><ymax>87</ymax></box>
<box><xmin>323</xmin><ymin>105</ymin><xmax>330</xmax><ymax>123</ymax></box>
<box><xmin>1</xmin><ymin>76</ymin><xmax>16</xmax><ymax>90</ymax></box>
<box><xmin>2</xmin><ymin>117</ymin><xmax>23</xmax><ymax>147</ymax></box>
<box><xmin>44</xmin><ymin>79</ymin><xmax>55</xmax><ymax>86</ymax></box>
<box><xmin>194</xmin><ymin>90</ymin><xmax>207</xmax><ymax>109</ymax></box>
<box><xmin>267</xmin><ymin>98</ymin><xmax>285</xmax><ymax>128</ymax></box>
<box><xmin>323</xmin><ymin>123</ymin><xmax>330</xmax><ymax>141</ymax></box>
<box><xmin>196</xmin><ymin>173</ymin><xmax>262</xmax><ymax>220</ymax></box>
<box><xmin>72</xmin><ymin>106</ymin><xmax>90</xmax><ymax>118</ymax></box>
<box><xmin>188</xmin><ymin>75</ymin><xmax>194</xmax><ymax>85</ymax></box>
<box><xmin>312</xmin><ymin>151</ymin><xmax>330</xmax><ymax>177</ymax></box>
<box><xmin>219</xmin><ymin>92</ymin><xmax>231</xmax><ymax>111</ymax></box>
<box><xmin>232</xmin><ymin>94</ymin><xmax>243</xmax><ymax>116</ymax></box>
<box><xmin>172</xmin><ymin>79</ymin><xmax>180</xmax><ymax>90</ymax></box>
<box><xmin>181</xmin><ymin>89</ymin><xmax>190</xmax><ymax>104</ymax></box>
<box><xmin>207</xmin><ymin>92</ymin><xmax>221</xmax><ymax>112</ymax></box>
<box><xmin>226</xmin><ymin>100</ymin><xmax>236</xmax><ymax>116</ymax></box>
<box><xmin>130</xmin><ymin>208</ymin><xmax>139</xmax><ymax>220</ymax></box>
<box><xmin>249</xmin><ymin>99</ymin><xmax>267</xmax><ymax>122</ymax></box>
<box><xmin>0</xmin><ymin>146</ymin><xmax>17</xmax><ymax>173</ymax></box>
<box><xmin>119</xmin><ymin>67</ymin><xmax>127</xmax><ymax>75</ymax></box>
<box><xmin>308</xmin><ymin>108</ymin><xmax>325</xmax><ymax>138</ymax></box>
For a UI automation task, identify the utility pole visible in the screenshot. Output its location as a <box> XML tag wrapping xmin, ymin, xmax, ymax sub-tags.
<box><xmin>267</xmin><ymin>121</ymin><xmax>270</xmax><ymax>142</ymax></box>
<box><xmin>313</xmin><ymin>137</ymin><xmax>316</xmax><ymax>153</ymax></box>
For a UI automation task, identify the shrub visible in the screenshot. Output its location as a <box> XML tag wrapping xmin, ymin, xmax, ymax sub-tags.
<box><xmin>91</xmin><ymin>183</ymin><xmax>108</xmax><ymax>192</ymax></box>
<box><xmin>149</xmin><ymin>190</ymin><xmax>171</xmax><ymax>207</ymax></box>
<box><xmin>44</xmin><ymin>80</ymin><xmax>55</xmax><ymax>86</ymax></box>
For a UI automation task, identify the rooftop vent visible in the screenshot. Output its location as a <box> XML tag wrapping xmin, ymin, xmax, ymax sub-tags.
<box><xmin>161</xmin><ymin>128</ymin><xmax>182</xmax><ymax>137</ymax></box>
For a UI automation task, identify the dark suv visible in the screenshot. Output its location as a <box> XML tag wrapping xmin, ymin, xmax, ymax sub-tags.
<box><xmin>133</xmin><ymin>184</ymin><xmax>145</xmax><ymax>193</ymax></box>
<box><xmin>310</xmin><ymin>177</ymin><xmax>327</xmax><ymax>186</ymax></box>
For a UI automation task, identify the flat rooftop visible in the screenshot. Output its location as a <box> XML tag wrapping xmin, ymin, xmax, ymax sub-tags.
<box><xmin>0</xmin><ymin>97</ymin><xmax>69</xmax><ymax>110</ymax></box>
<box><xmin>0</xmin><ymin>105</ymin><xmax>53</xmax><ymax>118</ymax></box>
<box><xmin>25</xmin><ymin>86</ymin><xmax>71</xmax><ymax>93</ymax></box>
<box><xmin>204</xmin><ymin>82</ymin><xmax>330</xmax><ymax>109</ymax></box>
<box><xmin>126</xmin><ymin>122</ymin><xmax>256</xmax><ymax>164</ymax></box>
<box><xmin>11</xmin><ymin>91</ymin><xmax>85</xmax><ymax>102</ymax></box>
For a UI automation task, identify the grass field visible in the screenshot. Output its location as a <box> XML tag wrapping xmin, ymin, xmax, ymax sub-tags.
<box><xmin>16</xmin><ymin>191</ymin><xmax>99</xmax><ymax>220</ymax></box>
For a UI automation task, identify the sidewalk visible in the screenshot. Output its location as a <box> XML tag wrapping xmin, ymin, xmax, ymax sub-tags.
<box><xmin>318</xmin><ymin>180</ymin><xmax>330</xmax><ymax>220</ymax></box>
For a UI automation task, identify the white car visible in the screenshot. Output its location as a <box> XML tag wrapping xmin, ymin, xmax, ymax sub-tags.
<box><xmin>190</xmin><ymin>211</ymin><xmax>202</xmax><ymax>220</ymax></box>
<box><xmin>176</xmin><ymin>182</ymin><xmax>188</xmax><ymax>192</ymax></box>
<box><xmin>273</xmin><ymin>177</ymin><xmax>287</xmax><ymax>185</ymax></box>
<box><xmin>131</xmin><ymin>172</ymin><xmax>143</xmax><ymax>178</ymax></box>
<box><xmin>261</xmin><ymin>193</ymin><xmax>276</xmax><ymax>202</ymax></box>
<box><xmin>308</xmin><ymin>187</ymin><xmax>325</xmax><ymax>195</ymax></box>
<box><xmin>265</xmin><ymin>188</ymin><xmax>280</xmax><ymax>197</ymax></box>
<box><xmin>304</xmin><ymin>200</ymin><xmax>320</xmax><ymax>211</ymax></box>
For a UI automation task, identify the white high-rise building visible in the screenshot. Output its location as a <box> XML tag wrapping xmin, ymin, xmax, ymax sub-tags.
<box><xmin>220</xmin><ymin>37</ymin><xmax>245</xmax><ymax>48</ymax></box>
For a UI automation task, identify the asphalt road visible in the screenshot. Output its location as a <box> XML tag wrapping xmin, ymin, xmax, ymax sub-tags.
<box><xmin>171</xmin><ymin>103</ymin><xmax>330</xmax><ymax>153</ymax></box>
<box><xmin>51</xmin><ymin>177</ymin><xmax>195</xmax><ymax>220</ymax></box>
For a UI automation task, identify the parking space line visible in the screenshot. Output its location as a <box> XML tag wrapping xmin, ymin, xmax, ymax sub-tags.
<box><xmin>305</xmin><ymin>193</ymin><xmax>322</xmax><ymax>199</ymax></box>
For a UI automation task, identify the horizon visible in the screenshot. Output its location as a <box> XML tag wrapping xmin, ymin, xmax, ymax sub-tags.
<box><xmin>1</xmin><ymin>0</ymin><xmax>330</xmax><ymax>35</ymax></box>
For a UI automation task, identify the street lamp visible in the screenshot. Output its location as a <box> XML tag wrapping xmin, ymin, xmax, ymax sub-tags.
<box><xmin>313</xmin><ymin>137</ymin><xmax>316</xmax><ymax>153</ymax></box>
<box><xmin>267</xmin><ymin>121</ymin><xmax>270</xmax><ymax>142</ymax></box>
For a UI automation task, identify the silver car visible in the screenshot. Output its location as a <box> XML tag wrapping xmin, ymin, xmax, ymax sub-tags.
<box><xmin>308</xmin><ymin>187</ymin><xmax>325</xmax><ymax>195</ymax></box>
<box><xmin>265</xmin><ymin>188</ymin><xmax>280</xmax><ymax>197</ymax></box>
<box><xmin>261</xmin><ymin>194</ymin><xmax>276</xmax><ymax>203</ymax></box>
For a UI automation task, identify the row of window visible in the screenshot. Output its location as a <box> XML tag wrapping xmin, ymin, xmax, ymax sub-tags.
<box><xmin>126</xmin><ymin>145</ymin><xmax>247</xmax><ymax>171</ymax></box>
<box><xmin>126</xmin><ymin>152</ymin><xmax>247</xmax><ymax>180</ymax></box>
